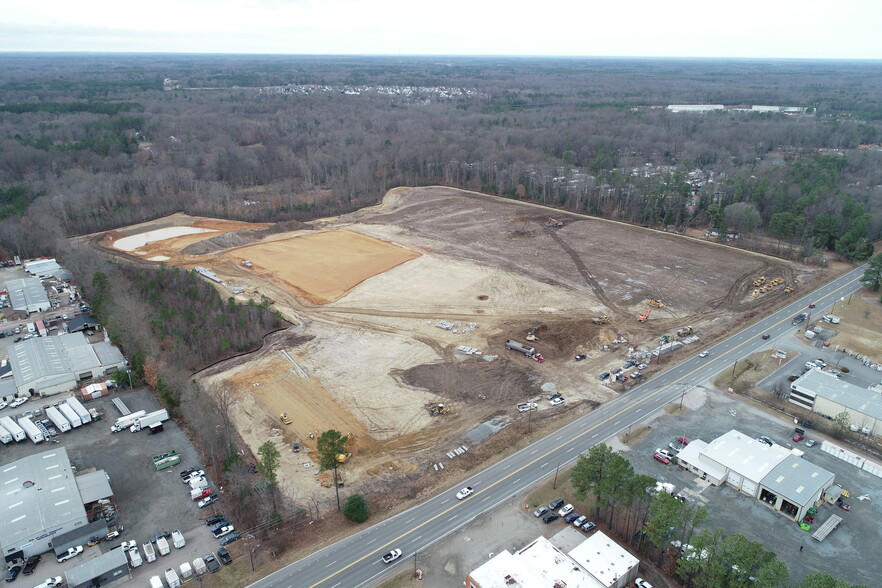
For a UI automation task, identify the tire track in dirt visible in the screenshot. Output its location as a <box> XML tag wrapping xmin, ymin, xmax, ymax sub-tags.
<box><xmin>544</xmin><ymin>228</ymin><xmax>623</xmax><ymax>316</ymax></box>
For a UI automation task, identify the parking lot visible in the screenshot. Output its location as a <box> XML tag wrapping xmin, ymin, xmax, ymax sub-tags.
<box><xmin>623</xmin><ymin>382</ymin><xmax>880</xmax><ymax>587</ymax></box>
<box><xmin>0</xmin><ymin>388</ymin><xmax>239</xmax><ymax>583</ymax></box>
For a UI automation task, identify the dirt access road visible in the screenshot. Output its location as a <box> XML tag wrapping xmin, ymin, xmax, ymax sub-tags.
<box><xmin>89</xmin><ymin>187</ymin><xmax>825</xmax><ymax>509</ymax></box>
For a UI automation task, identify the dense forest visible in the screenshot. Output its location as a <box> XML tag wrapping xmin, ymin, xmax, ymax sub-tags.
<box><xmin>0</xmin><ymin>55</ymin><xmax>881</xmax><ymax>263</ymax></box>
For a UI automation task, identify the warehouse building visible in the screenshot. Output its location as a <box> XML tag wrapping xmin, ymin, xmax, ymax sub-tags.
<box><xmin>8</xmin><ymin>332</ymin><xmax>126</xmax><ymax>397</ymax></box>
<box><xmin>789</xmin><ymin>369</ymin><xmax>882</xmax><ymax>437</ymax></box>
<box><xmin>0</xmin><ymin>447</ymin><xmax>115</xmax><ymax>563</ymax></box>
<box><xmin>23</xmin><ymin>258</ymin><xmax>72</xmax><ymax>281</ymax></box>
<box><xmin>64</xmin><ymin>546</ymin><xmax>129</xmax><ymax>588</ymax></box>
<box><xmin>675</xmin><ymin>430</ymin><xmax>836</xmax><ymax>521</ymax></box>
<box><xmin>6</xmin><ymin>277</ymin><xmax>50</xmax><ymax>314</ymax></box>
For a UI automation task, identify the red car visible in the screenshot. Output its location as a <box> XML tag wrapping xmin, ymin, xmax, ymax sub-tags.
<box><xmin>808</xmin><ymin>303</ymin><xmax>816</xmax><ymax>308</ymax></box>
<box><xmin>193</xmin><ymin>488</ymin><xmax>212</xmax><ymax>501</ymax></box>
<box><xmin>677</xmin><ymin>437</ymin><xmax>690</xmax><ymax>445</ymax></box>
<box><xmin>653</xmin><ymin>452</ymin><xmax>671</xmax><ymax>464</ymax></box>
<box><xmin>792</xmin><ymin>433</ymin><xmax>804</xmax><ymax>442</ymax></box>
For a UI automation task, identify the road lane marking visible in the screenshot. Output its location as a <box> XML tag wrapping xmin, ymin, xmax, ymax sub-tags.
<box><xmin>540</xmin><ymin>462</ymin><xmax>548</xmax><ymax>468</ymax></box>
<box><xmin>325</xmin><ymin>561</ymin><xmax>337</xmax><ymax>568</ymax></box>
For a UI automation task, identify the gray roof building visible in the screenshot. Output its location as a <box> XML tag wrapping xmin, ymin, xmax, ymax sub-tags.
<box><xmin>23</xmin><ymin>259</ymin><xmax>62</xmax><ymax>279</ymax></box>
<box><xmin>75</xmin><ymin>471</ymin><xmax>113</xmax><ymax>504</ymax></box>
<box><xmin>790</xmin><ymin>369</ymin><xmax>882</xmax><ymax>436</ymax></box>
<box><xmin>760</xmin><ymin>455</ymin><xmax>835</xmax><ymax>511</ymax></box>
<box><xmin>0</xmin><ymin>447</ymin><xmax>88</xmax><ymax>563</ymax></box>
<box><xmin>66</xmin><ymin>314</ymin><xmax>101</xmax><ymax>333</ymax></box>
<box><xmin>64</xmin><ymin>545</ymin><xmax>129</xmax><ymax>588</ymax></box>
<box><xmin>6</xmin><ymin>277</ymin><xmax>50</xmax><ymax>314</ymax></box>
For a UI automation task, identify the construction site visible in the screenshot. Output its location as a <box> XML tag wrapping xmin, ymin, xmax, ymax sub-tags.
<box><xmin>87</xmin><ymin>186</ymin><xmax>828</xmax><ymax>505</ymax></box>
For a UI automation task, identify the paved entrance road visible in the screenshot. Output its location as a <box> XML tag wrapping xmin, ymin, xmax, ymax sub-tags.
<box><xmin>250</xmin><ymin>264</ymin><xmax>869</xmax><ymax>588</ymax></box>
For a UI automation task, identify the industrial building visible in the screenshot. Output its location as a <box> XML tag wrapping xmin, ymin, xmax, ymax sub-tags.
<box><xmin>789</xmin><ymin>369</ymin><xmax>882</xmax><ymax>437</ymax></box>
<box><xmin>466</xmin><ymin>531</ymin><xmax>638</xmax><ymax>588</ymax></box>
<box><xmin>7</xmin><ymin>332</ymin><xmax>126</xmax><ymax>398</ymax></box>
<box><xmin>0</xmin><ymin>447</ymin><xmax>115</xmax><ymax>564</ymax></box>
<box><xmin>65</xmin><ymin>313</ymin><xmax>102</xmax><ymax>334</ymax></box>
<box><xmin>675</xmin><ymin>429</ymin><xmax>835</xmax><ymax>521</ymax></box>
<box><xmin>64</xmin><ymin>545</ymin><xmax>129</xmax><ymax>588</ymax></box>
<box><xmin>23</xmin><ymin>258</ymin><xmax>73</xmax><ymax>281</ymax></box>
<box><xmin>5</xmin><ymin>277</ymin><xmax>51</xmax><ymax>314</ymax></box>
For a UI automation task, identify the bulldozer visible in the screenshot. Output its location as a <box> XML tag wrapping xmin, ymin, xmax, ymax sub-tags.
<box><xmin>753</xmin><ymin>276</ymin><xmax>766</xmax><ymax>287</ymax></box>
<box><xmin>279</xmin><ymin>412</ymin><xmax>292</xmax><ymax>425</ymax></box>
<box><xmin>637</xmin><ymin>309</ymin><xmax>652</xmax><ymax>322</ymax></box>
<box><xmin>783</xmin><ymin>285</ymin><xmax>794</xmax><ymax>294</ymax></box>
<box><xmin>592</xmin><ymin>316</ymin><xmax>610</xmax><ymax>325</ymax></box>
<box><xmin>526</xmin><ymin>327</ymin><xmax>540</xmax><ymax>341</ymax></box>
<box><xmin>337</xmin><ymin>452</ymin><xmax>352</xmax><ymax>464</ymax></box>
<box><xmin>429</xmin><ymin>404</ymin><xmax>450</xmax><ymax>416</ymax></box>
<box><xmin>648</xmin><ymin>299</ymin><xmax>665</xmax><ymax>308</ymax></box>
<box><xmin>676</xmin><ymin>326</ymin><xmax>694</xmax><ymax>337</ymax></box>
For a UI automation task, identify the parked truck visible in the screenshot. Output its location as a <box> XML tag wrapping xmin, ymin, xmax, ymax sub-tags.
<box><xmin>66</xmin><ymin>397</ymin><xmax>91</xmax><ymax>424</ymax></box>
<box><xmin>59</xmin><ymin>403</ymin><xmax>82</xmax><ymax>428</ymax></box>
<box><xmin>179</xmin><ymin>562</ymin><xmax>193</xmax><ymax>579</ymax></box>
<box><xmin>156</xmin><ymin>536</ymin><xmax>170</xmax><ymax>556</ymax></box>
<box><xmin>0</xmin><ymin>422</ymin><xmax>12</xmax><ymax>444</ymax></box>
<box><xmin>164</xmin><ymin>568</ymin><xmax>181</xmax><ymax>588</ymax></box>
<box><xmin>131</xmin><ymin>409</ymin><xmax>169</xmax><ymax>433</ymax></box>
<box><xmin>0</xmin><ymin>416</ymin><xmax>26</xmax><ymax>442</ymax></box>
<box><xmin>18</xmin><ymin>416</ymin><xmax>44</xmax><ymax>443</ymax></box>
<box><xmin>46</xmin><ymin>406</ymin><xmax>72</xmax><ymax>433</ymax></box>
<box><xmin>171</xmin><ymin>530</ymin><xmax>185</xmax><ymax>549</ymax></box>
<box><xmin>149</xmin><ymin>576</ymin><xmax>163</xmax><ymax>588</ymax></box>
<box><xmin>142</xmin><ymin>542</ymin><xmax>157</xmax><ymax>563</ymax></box>
<box><xmin>193</xmin><ymin>557</ymin><xmax>207</xmax><ymax>576</ymax></box>
<box><xmin>110</xmin><ymin>410</ymin><xmax>146</xmax><ymax>433</ymax></box>
<box><xmin>128</xmin><ymin>545</ymin><xmax>143</xmax><ymax>568</ymax></box>
<box><xmin>504</xmin><ymin>339</ymin><xmax>544</xmax><ymax>362</ymax></box>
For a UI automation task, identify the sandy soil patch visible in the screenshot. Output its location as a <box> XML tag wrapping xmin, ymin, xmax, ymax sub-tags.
<box><xmin>113</xmin><ymin>226</ymin><xmax>218</xmax><ymax>252</ymax></box>
<box><xmin>230</xmin><ymin>230</ymin><xmax>420</xmax><ymax>304</ymax></box>
<box><xmin>148</xmin><ymin>255</ymin><xmax>170</xmax><ymax>262</ymax></box>
<box><xmin>825</xmin><ymin>293</ymin><xmax>882</xmax><ymax>360</ymax></box>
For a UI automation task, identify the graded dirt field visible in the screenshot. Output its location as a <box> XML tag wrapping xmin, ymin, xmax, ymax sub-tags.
<box><xmin>89</xmin><ymin>186</ymin><xmax>832</xmax><ymax>507</ymax></box>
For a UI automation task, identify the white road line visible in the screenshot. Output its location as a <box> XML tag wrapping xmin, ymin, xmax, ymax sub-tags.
<box><xmin>555</xmin><ymin>435</ymin><xmax>564</xmax><ymax>440</ymax></box>
<box><xmin>530</xmin><ymin>449</ymin><xmax>538</xmax><ymax>455</ymax></box>
<box><xmin>612</xmin><ymin>420</ymin><xmax>620</xmax><ymax>426</ymax></box>
<box><xmin>591</xmin><ymin>433</ymin><xmax>598</xmax><ymax>439</ymax></box>
<box><xmin>405</xmin><ymin>518</ymin><xmax>415</xmax><ymax>524</ymax></box>
<box><xmin>540</xmin><ymin>462</ymin><xmax>548</xmax><ymax>468</ymax></box>
<box><xmin>513</xmin><ymin>478</ymin><xmax>521</xmax><ymax>484</ymax></box>
<box><xmin>412</xmin><ymin>536</ymin><xmax>422</xmax><ymax>543</ymax></box>
<box><xmin>566</xmin><ymin>447</ymin><xmax>575</xmax><ymax>452</ymax></box>
<box><xmin>450</xmin><ymin>515</ymin><xmax>458</xmax><ymax>520</ymax></box>
<box><xmin>365</xmin><ymin>539</ymin><xmax>375</xmax><ymax>545</ymax></box>
<box><xmin>325</xmin><ymin>561</ymin><xmax>337</xmax><ymax>568</ymax></box>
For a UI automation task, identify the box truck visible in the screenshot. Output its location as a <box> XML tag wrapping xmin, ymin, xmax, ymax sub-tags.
<box><xmin>193</xmin><ymin>557</ymin><xmax>207</xmax><ymax>576</ymax></box>
<box><xmin>0</xmin><ymin>416</ymin><xmax>26</xmax><ymax>442</ymax></box>
<box><xmin>66</xmin><ymin>397</ymin><xmax>91</xmax><ymax>424</ymax></box>
<box><xmin>131</xmin><ymin>409</ymin><xmax>169</xmax><ymax>432</ymax></box>
<box><xmin>164</xmin><ymin>568</ymin><xmax>181</xmax><ymax>588</ymax></box>
<box><xmin>18</xmin><ymin>416</ymin><xmax>44</xmax><ymax>443</ymax></box>
<box><xmin>142</xmin><ymin>542</ymin><xmax>157</xmax><ymax>563</ymax></box>
<box><xmin>156</xmin><ymin>536</ymin><xmax>170</xmax><ymax>556</ymax></box>
<box><xmin>46</xmin><ymin>406</ymin><xmax>71</xmax><ymax>433</ymax></box>
<box><xmin>59</xmin><ymin>403</ymin><xmax>82</xmax><ymax>428</ymax></box>
<box><xmin>0</xmin><ymin>422</ymin><xmax>12</xmax><ymax>444</ymax></box>
<box><xmin>110</xmin><ymin>410</ymin><xmax>146</xmax><ymax>433</ymax></box>
<box><xmin>171</xmin><ymin>530</ymin><xmax>186</xmax><ymax>549</ymax></box>
<box><xmin>128</xmin><ymin>545</ymin><xmax>143</xmax><ymax>568</ymax></box>
<box><xmin>149</xmin><ymin>576</ymin><xmax>163</xmax><ymax>588</ymax></box>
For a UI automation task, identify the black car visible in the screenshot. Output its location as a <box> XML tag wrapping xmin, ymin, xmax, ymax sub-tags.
<box><xmin>574</xmin><ymin>353</ymin><xmax>587</xmax><ymax>361</ymax></box>
<box><xmin>5</xmin><ymin>566</ymin><xmax>21</xmax><ymax>583</ymax></box>
<box><xmin>217</xmin><ymin>548</ymin><xmax>233</xmax><ymax>565</ymax></box>
<box><xmin>542</xmin><ymin>512</ymin><xmax>559</xmax><ymax>524</ymax></box>
<box><xmin>761</xmin><ymin>333</ymin><xmax>770</xmax><ymax>340</ymax></box>
<box><xmin>150</xmin><ymin>530</ymin><xmax>171</xmax><ymax>543</ymax></box>
<box><xmin>179</xmin><ymin>468</ymin><xmax>199</xmax><ymax>482</ymax></box>
<box><xmin>598</xmin><ymin>372</ymin><xmax>610</xmax><ymax>380</ymax></box>
<box><xmin>548</xmin><ymin>498</ymin><xmax>565</xmax><ymax>511</ymax></box>
<box><xmin>22</xmin><ymin>555</ymin><xmax>41</xmax><ymax>575</ymax></box>
<box><xmin>209</xmin><ymin>520</ymin><xmax>229</xmax><ymax>532</ymax></box>
<box><xmin>204</xmin><ymin>554</ymin><xmax>221</xmax><ymax>573</ymax></box>
<box><xmin>205</xmin><ymin>514</ymin><xmax>225</xmax><ymax>526</ymax></box>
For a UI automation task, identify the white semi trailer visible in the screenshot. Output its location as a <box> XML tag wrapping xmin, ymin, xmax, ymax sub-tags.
<box><xmin>59</xmin><ymin>403</ymin><xmax>82</xmax><ymax>428</ymax></box>
<box><xmin>18</xmin><ymin>416</ymin><xmax>44</xmax><ymax>443</ymax></box>
<box><xmin>46</xmin><ymin>406</ymin><xmax>72</xmax><ymax>433</ymax></box>
<box><xmin>66</xmin><ymin>397</ymin><xmax>92</xmax><ymax>424</ymax></box>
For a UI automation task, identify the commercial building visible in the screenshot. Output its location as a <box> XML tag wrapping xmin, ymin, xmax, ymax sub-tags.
<box><xmin>789</xmin><ymin>369</ymin><xmax>882</xmax><ymax>437</ymax></box>
<box><xmin>466</xmin><ymin>532</ymin><xmax>638</xmax><ymax>588</ymax></box>
<box><xmin>65</xmin><ymin>313</ymin><xmax>102</xmax><ymax>334</ymax></box>
<box><xmin>8</xmin><ymin>332</ymin><xmax>126</xmax><ymax>397</ymax></box>
<box><xmin>6</xmin><ymin>277</ymin><xmax>51</xmax><ymax>314</ymax></box>
<box><xmin>64</xmin><ymin>546</ymin><xmax>129</xmax><ymax>588</ymax></box>
<box><xmin>0</xmin><ymin>447</ymin><xmax>115</xmax><ymax>563</ymax></box>
<box><xmin>23</xmin><ymin>258</ymin><xmax>72</xmax><ymax>281</ymax></box>
<box><xmin>675</xmin><ymin>430</ymin><xmax>836</xmax><ymax>521</ymax></box>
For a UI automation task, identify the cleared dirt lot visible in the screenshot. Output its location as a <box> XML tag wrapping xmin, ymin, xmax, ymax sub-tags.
<box><xmin>88</xmin><ymin>186</ymin><xmax>826</xmax><ymax>507</ymax></box>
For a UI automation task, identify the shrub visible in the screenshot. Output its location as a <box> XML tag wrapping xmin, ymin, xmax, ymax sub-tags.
<box><xmin>342</xmin><ymin>494</ymin><xmax>370</xmax><ymax>523</ymax></box>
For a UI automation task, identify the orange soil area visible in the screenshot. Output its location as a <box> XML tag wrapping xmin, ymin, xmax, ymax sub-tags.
<box><xmin>231</xmin><ymin>230</ymin><xmax>421</xmax><ymax>305</ymax></box>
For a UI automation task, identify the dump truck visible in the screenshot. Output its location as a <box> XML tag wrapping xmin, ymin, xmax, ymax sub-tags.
<box><xmin>46</xmin><ymin>406</ymin><xmax>71</xmax><ymax>433</ymax></box>
<box><xmin>66</xmin><ymin>397</ymin><xmax>91</xmax><ymax>424</ymax></box>
<box><xmin>0</xmin><ymin>416</ymin><xmax>26</xmax><ymax>442</ymax></box>
<box><xmin>193</xmin><ymin>557</ymin><xmax>207</xmax><ymax>576</ymax></box>
<box><xmin>156</xmin><ymin>536</ymin><xmax>170</xmax><ymax>556</ymax></box>
<box><xmin>131</xmin><ymin>409</ymin><xmax>169</xmax><ymax>432</ymax></box>
<box><xmin>59</xmin><ymin>403</ymin><xmax>82</xmax><ymax>428</ymax></box>
<box><xmin>128</xmin><ymin>545</ymin><xmax>143</xmax><ymax>568</ymax></box>
<box><xmin>18</xmin><ymin>417</ymin><xmax>44</xmax><ymax>443</ymax></box>
<box><xmin>179</xmin><ymin>561</ymin><xmax>193</xmax><ymax>579</ymax></box>
<box><xmin>280</xmin><ymin>412</ymin><xmax>292</xmax><ymax>425</ymax></box>
<box><xmin>164</xmin><ymin>567</ymin><xmax>181</xmax><ymax>588</ymax></box>
<box><xmin>110</xmin><ymin>410</ymin><xmax>146</xmax><ymax>433</ymax></box>
<box><xmin>149</xmin><ymin>576</ymin><xmax>163</xmax><ymax>588</ymax></box>
<box><xmin>142</xmin><ymin>542</ymin><xmax>157</xmax><ymax>563</ymax></box>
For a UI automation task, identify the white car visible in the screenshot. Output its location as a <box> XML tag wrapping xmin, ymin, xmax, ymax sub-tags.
<box><xmin>56</xmin><ymin>545</ymin><xmax>83</xmax><ymax>563</ymax></box>
<box><xmin>197</xmin><ymin>495</ymin><xmax>218</xmax><ymax>508</ymax></box>
<box><xmin>382</xmin><ymin>549</ymin><xmax>402</xmax><ymax>564</ymax></box>
<box><xmin>572</xmin><ymin>515</ymin><xmax>588</xmax><ymax>527</ymax></box>
<box><xmin>456</xmin><ymin>486</ymin><xmax>474</xmax><ymax>500</ymax></box>
<box><xmin>182</xmin><ymin>470</ymin><xmax>205</xmax><ymax>483</ymax></box>
<box><xmin>10</xmin><ymin>397</ymin><xmax>28</xmax><ymax>408</ymax></box>
<box><xmin>517</xmin><ymin>402</ymin><xmax>538</xmax><ymax>413</ymax></box>
<box><xmin>698</xmin><ymin>351</ymin><xmax>709</xmax><ymax>358</ymax></box>
<box><xmin>637</xmin><ymin>363</ymin><xmax>647</xmax><ymax>370</ymax></box>
<box><xmin>635</xmin><ymin>578</ymin><xmax>653</xmax><ymax>588</ymax></box>
<box><xmin>213</xmin><ymin>525</ymin><xmax>235</xmax><ymax>538</ymax></box>
<box><xmin>0</xmin><ymin>402</ymin><xmax>7</xmax><ymax>411</ymax></box>
<box><xmin>120</xmin><ymin>540</ymin><xmax>137</xmax><ymax>551</ymax></box>
<box><xmin>34</xmin><ymin>578</ymin><xmax>64</xmax><ymax>588</ymax></box>
<box><xmin>558</xmin><ymin>503</ymin><xmax>574</xmax><ymax>516</ymax></box>
<box><xmin>549</xmin><ymin>397</ymin><xmax>565</xmax><ymax>406</ymax></box>
<box><xmin>656</xmin><ymin>448</ymin><xmax>676</xmax><ymax>460</ymax></box>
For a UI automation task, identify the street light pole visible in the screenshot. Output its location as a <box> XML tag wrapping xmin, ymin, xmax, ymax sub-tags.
<box><xmin>553</xmin><ymin>462</ymin><xmax>560</xmax><ymax>489</ymax></box>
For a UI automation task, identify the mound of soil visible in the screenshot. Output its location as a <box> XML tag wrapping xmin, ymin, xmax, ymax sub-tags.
<box><xmin>401</xmin><ymin>359</ymin><xmax>535</xmax><ymax>402</ymax></box>
<box><xmin>182</xmin><ymin>219</ymin><xmax>311</xmax><ymax>255</ymax></box>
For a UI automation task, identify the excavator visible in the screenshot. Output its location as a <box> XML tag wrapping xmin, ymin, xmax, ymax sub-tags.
<box><xmin>526</xmin><ymin>327</ymin><xmax>540</xmax><ymax>341</ymax></box>
<box><xmin>637</xmin><ymin>309</ymin><xmax>652</xmax><ymax>322</ymax></box>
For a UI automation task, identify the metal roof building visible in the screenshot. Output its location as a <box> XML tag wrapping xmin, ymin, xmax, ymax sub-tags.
<box><xmin>9</xmin><ymin>333</ymin><xmax>126</xmax><ymax>397</ymax></box>
<box><xmin>701</xmin><ymin>429</ymin><xmax>792</xmax><ymax>497</ymax></box>
<box><xmin>758</xmin><ymin>455</ymin><xmax>835</xmax><ymax>521</ymax></box>
<box><xmin>75</xmin><ymin>471</ymin><xmax>113</xmax><ymax>504</ymax></box>
<box><xmin>64</xmin><ymin>545</ymin><xmax>129</xmax><ymax>588</ymax></box>
<box><xmin>23</xmin><ymin>259</ymin><xmax>64</xmax><ymax>280</ymax></box>
<box><xmin>0</xmin><ymin>447</ymin><xmax>88</xmax><ymax>563</ymax></box>
<box><xmin>790</xmin><ymin>369</ymin><xmax>882</xmax><ymax>436</ymax></box>
<box><xmin>6</xmin><ymin>277</ymin><xmax>51</xmax><ymax>314</ymax></box>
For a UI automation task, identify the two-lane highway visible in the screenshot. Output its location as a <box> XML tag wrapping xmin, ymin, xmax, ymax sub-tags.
<box><xmin>252</xmin><ymin>264</ymin><xmax>868</xmax><ymax>588</ymax></box>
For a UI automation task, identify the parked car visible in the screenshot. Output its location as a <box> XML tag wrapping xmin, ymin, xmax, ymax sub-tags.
<box><xmin>209</xmin><ymin>521</ymin><xmax>229</xmax><ymax>533</ymax></box>
<box><xmin>656</xmin><ymin>448</ymin><xmax>676</xmax><ymax>460</ymax></box>
<box><xmin>9</xmin><ymin>397</ymin><xmax>28</xmax><ymax>408</ymax></box>
<box><xmin>653</xmin><ymin>452</ymin><xmax>671</xmax><ymax>464</ymax></box>
<box><xmin>192</xmin><ymin>488</ymin><xmax>212</xmax><ymax>501</ymax></box>
<box><xmin>517</xmin><ymin>402</ymin><xmax>538</xmax><ymax>413</ymax></box>
<box><xmin>558</xmin><ymin>503</ymin><xmax>574</xmax><ymax>516</ymax></box>
<box><xmin>533</xmin><ymin>506</ymin><xmax>548</xmax><ymax>517</ymax></box>
<box><xmin>572</xmin><ymin>515</ymin><xmax>588</xmax><ymax>527</ymax></box>
<box><xmin>624</xmin><ymin>360</ymin><xmax>637</xmax><ymax>368</ymax></box>
<box><xmin>381</xmin><ymin>549</ymin><xmax>402</xmax><ymax>564</ymax></box>
<box><xmin>545</xmin><ymin>392</ymin><xmax>561</xmax><ymax>401</ymax></box>
<box><xmin>542</xmin><ymin>512</ymin><xmax>559</xmax><ymax>524</ymax></box>
<box><xmin>635</xmin><ymin>578</ymin><xmax>654</xmax><ymax>588</ymax></box>
<box><xmin>676</xmin><ymin>437</ymin><xmax>690</xmax><ymax>445</ymax></box>
<box><xmin>120</xmin><ymin>540</ymin><xmax>137</xmax><ymax>551</ymax></box>
<box><xmin>580</xmin><ymin>521</ymin><xmax>596</xmax><ymax>532</ymax></box>
<box><xmin>598</xmin><ymin>372</ymin><xmax>611</xmax><ymax>381</ymax></box>
<box><xmin>0</xmin><ymin>402</ymin><xmax>7</xmax><ymax>411</ymax></box>
<box><xmin>563</xmin><ymin>512</ymin><xmax>580</xmax><ymax>523</ymax></box>
<box><xmin>56</xmin><ymin>545</ymin><xmax>83</xmax><ymax>563</ymax></box>
<box><xmin>805</xmin><ymin>439</ymin><xmax>817</xmax><ymax>448</ymax></box>
<box><xmin>219</xmin><ymin>533</ymin><xmax>240</xmax><ymax>546</ymax></box>
<box><xmin>213</xmin><ymin>526</ymin><xmax>235</xmax><ymax>539</ymax></box>
<box><xmin>150</xmin><ymin>531</ymin><xmax>171</xmax><ymax>543</ymax></box>
<box><xmin>205</xmin><ymin>515</ymin><xmax>225</xmax><ymax>526</ymax></box>
<box><xmin>757</xmin><ymin>436</ymin><xmax>774</xmax><ymax>446</ymax></box>
<box><xmin>456</xmin><ymin>486</ymin><xmax>474</xmax><ymax>500</ymax></box>
<box><xmin>217</xmin><ymin>548</ymin><xmax>233</xmax><ymax>565</ymax></box>
<box><xmin>548</xmin><ymin>498</ymin><xmax>565</xmax><ymax>511</ymax></box>
<box><xmin>637</xmin><ymin>363</ymin><xmax>647</xmax><ymax>370</ymax></box>
<box><xmin>21</xmin><ymin>556</ymin><xmax>41</xmax><ymax>576</ymax></box>
<box><xmin>204</xmin><ymin>554</ymin><xmax>221</xmax><ymax>573</ymax></box>
<box><xmin>574</xmin><ymin>354</ymin><xmax>587</xmax><ymax>361</ymax></box>
<box><xmin>4</xmin><ymin>566</ymin><xmax>21</xmax><ymax>583</ymax></box>
<box><xmin>549</xmin><ymin>397</ymin><xmax>565</xmax><ymax>406</ymax></box>
<box><xmin>630</xmin><ymin>371</ymin><xmax>642</xmax><ymax>378</ymax></box>
<box><xmin>792</xmin><ymin>432</ymin><xmax>804</xmax><ymax>442</ymax></box>
<box><xmin>611</xmin><ymin>368</ymin><xmax>622</xmax><ymax>374</ymax></box>
<box><xmin>198</xmin><ymin>495</ymin><xmax>218</xmax><ymax>508</ymax></box>
<box><xmin>181</xmin><ymin>469</ymin><xmax>203</xmax><ymax>483</ymax></box>
<box><xmin>32</xmin><ymin>577</ymin><xmax>63</xmax><ymax>588</ymax></box>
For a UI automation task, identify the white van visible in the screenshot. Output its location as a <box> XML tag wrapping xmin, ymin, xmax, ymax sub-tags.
<box><xmin>27</xmin><ymin>322</ymin><xmax>36</xmax><ymax>334</ymax></box>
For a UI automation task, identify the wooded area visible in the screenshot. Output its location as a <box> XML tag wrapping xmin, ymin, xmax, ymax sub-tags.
<box><xmin>0</xmin><ymin>55</ymin><xmax>880</xmax><ymax>262</ymax></box>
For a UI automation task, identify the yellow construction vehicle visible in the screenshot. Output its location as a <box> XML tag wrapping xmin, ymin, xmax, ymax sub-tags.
<box><xmin>526</xmin><ymin>327</ymin><xmax>539</xmax><ymax>341</ymax></box>
<box><xmin>637</xmin><ymin>309</ymin><xmax>652</xmax><ymax>322</ymax></box>
<box><xmin>677</xmin><ymin>326</ymin><xmax>694</xmax><ymax>337</ymax></box>
<box><xmin>648</xmin><ymin>299</ymin><xmax>665</xmax><ymax>308</ymax></box>
<box><xmin>592</xmin><ymin>316</ymin><xmax>610</xmax><ymax>325</ymax></box>
<box><xmin>783</xmin><ymin>285</ymin><xmax>794</xmax><ymax>293</ymax></box>
<box><xmin>337</xmin><ymin>452</ymin><xmax>352</xmax><ymax>464</ymax></box>
<box><xmin>547</xmin><ymin>217</ymin><xmax>563</xmax><ymax>228</ymax></box>
<box><xmin>429</xmin><ymin>404</ymin><xmax>450</xmax><ymax>416</ymax></box>
<box><xmin>753</xmin><ymin>276</ymin><xmax>766</xmax><ymax>287</ymax></box>
<box><xmin>279</xmin><ymin>413</ymin><xmax>292</xmax><ymax>425</ymax></box>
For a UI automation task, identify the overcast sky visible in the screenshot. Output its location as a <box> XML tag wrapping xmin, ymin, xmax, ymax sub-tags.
<box><xmin>2</xmin><ymin>0</ymin><xmax>880</xmax><ymax>59</ymax></box>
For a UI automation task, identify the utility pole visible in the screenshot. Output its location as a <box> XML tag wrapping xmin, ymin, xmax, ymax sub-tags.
<box><xmin>553</xmin><ymin>462</ymin><xmax>560</xmax><ymax>489</ymax></box>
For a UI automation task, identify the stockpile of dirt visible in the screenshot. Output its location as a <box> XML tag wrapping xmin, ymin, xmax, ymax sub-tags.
<box><xmin>181</xmin><ymin>219</ymin><xmax>311</xmax><ymax>255</ymax></box>
<box><xmin>401</xmin><ymin>359</ymin><xmax>535</xmax><ymax>402</ymax></box>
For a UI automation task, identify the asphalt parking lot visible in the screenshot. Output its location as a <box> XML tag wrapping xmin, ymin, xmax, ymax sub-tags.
<box><xmin>0</xmin><ymin>388</ymin><xmax>238</xmax><ymax>582</ymax></box>
<box><xmin>623</xmin><ymin>383</ymin><xmax>880</xmax><ymax>587</ymax></box>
